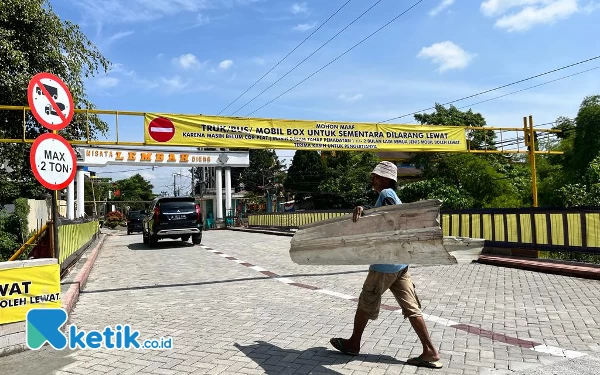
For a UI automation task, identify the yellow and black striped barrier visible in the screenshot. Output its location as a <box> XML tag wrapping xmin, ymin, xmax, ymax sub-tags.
<box><xmin>440</xmin><ymin>208</ymin><xmax>600</xmax><ymax>252</ymax></box>
<box><xmin>248</xmin><ymin>211</ymin><xmax>351</xmax><ymax>229</ymax></box>
<box><xmin>248</xmin><ymin>207</ymin><xmax>600</xmax><ymax>253</ymax></box>
<box><xmin>58</xmin><ymin>220</ymin><xmax>100</xmax><ymax>266</ymax></box>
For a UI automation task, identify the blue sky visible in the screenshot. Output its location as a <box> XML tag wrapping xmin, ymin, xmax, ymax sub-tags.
<box><xmin>49</xmin><ymin>0</ymin><xmax>600</xmax><ymax>194</ymax></box>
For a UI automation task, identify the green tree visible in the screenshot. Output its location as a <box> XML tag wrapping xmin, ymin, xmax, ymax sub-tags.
<box><xmin>318</xmin><ymin>151</ymin><xmax>380</xmax><ymax>209</ymax></box>
<box><xmin>414</xmin><ymin>103</ymin><xmax>495</xmax><ymax>150</ymax></box>
<box><xmin>240</xmin><ymin>149</ymin><xmax>284</xmax><ymax>194</ymax></box>
<box><xmin>111</xmin><ymin>174</ymin><xmax>155</xmax><ymax>210</ymax></box>
<box><xmin>0</xmin><ymin>0</ymin><xmax>110</xmax><ymax>205</ymax></box>
<box><xmin>571</xmin><ymin>95</ymin><xmax>600</xmax><ymax>178</ymax></box>
<box><xmin>284</xmin><ymin>151</ymin><xmax>326</xmax><ymax>202</ymax></box>
<box><xmin>399</xmin><ymin>104</ymin><xmax>525</xmax><ymax>208</ymax></box>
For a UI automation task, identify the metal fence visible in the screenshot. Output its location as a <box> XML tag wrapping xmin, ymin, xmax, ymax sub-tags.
<box><xmin>58</xmin><ymin>220</ymin><xmax>100</xmax><ymax>267</ymax></box>
<box><xmin>248</xmin><ymin>211</ymin><xmax>351</xmax><ymax>230</ymax></box>
<box><xmin>247</xmin><ymin>207</ymin><xmax>600</xmax><ymax>254</ymax></box>
<box><xmin>441</xmin><ymin>207</ymin><xmax>600</xmax><ymax>254</ymax></box>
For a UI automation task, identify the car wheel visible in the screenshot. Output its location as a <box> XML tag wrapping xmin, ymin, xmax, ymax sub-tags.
<box><xmin>149</xmin><ymin>235</ymin><xmax>158</xmax><ymax>247</ymax></box>
<box><xmin>142</xmin><ymin>231</ymin><xmax>149</xmax><ymax>244</ymax></box>
<box><xmin>192</xmin><ymin>233</ymin><xmax>201</xmax><ymax>245</ymax></box>
<box><xmin>181</xmin><ymin>235</ymin><xmax>190</xmax><ymax>242</ymax></box>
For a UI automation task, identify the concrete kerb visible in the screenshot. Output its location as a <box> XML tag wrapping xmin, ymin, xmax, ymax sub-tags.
<box><xmin>0</xmin><ymin>234</ymin><xmax>106</xmax><ymax>357</ymax></box>
<box><xmin>228</xmin><ymin>227</ymin><xmax>295</xmax><ymax>237</ymax></box>
<box><xmin>62</xmin><ymin>233</ymin><xmax>106</xmax><ymax>316</ymax></box>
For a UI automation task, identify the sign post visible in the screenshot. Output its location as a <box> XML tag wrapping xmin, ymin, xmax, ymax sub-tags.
<box><xmin>27</xmin><ymin>72</ymin><xmax>76</xmax><ymax>259</ymax></box>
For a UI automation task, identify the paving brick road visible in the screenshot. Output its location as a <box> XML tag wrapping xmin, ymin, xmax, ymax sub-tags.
<box><xmin>1</xmin><ymin>230</ymin><xmax>600</xmax><ymax>374</ymax></box>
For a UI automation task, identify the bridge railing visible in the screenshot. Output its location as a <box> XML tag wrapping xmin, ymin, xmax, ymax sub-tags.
<box><xmin>248</xmin><ymin>210</ymin><xmax>351</xmax><ymax>230</ymax></box>
<box><xmin>58</xmin><ymin>219</ymin><xmax>100</xmax><ymax>270</ymax></box>
<box><xmin>247</xmin><ymin>206</ymin><xmax>600</xmax><ymax>257</ymax></box>
<box><xmin>441</xmin><ymin>207</ymin><xmax>600</xmax><ymax>254</ymax></box>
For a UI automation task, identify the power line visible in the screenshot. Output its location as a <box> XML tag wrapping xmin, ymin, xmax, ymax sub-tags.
<box><xmin>231</xmin><ymin>0</ymin><xmax>390</xmax><ymax>116</ymax></box>
<box><xmin>455</xmin><ymin>66</ymin><xmax>600</xmax><ymax>112</ymax></box>
<box><xmin>218</xmin><ymin>0</ymin><xmax>354</xmax><ymax>115</ymax></box>
<box><xmin>245</xmin><ymin>0</ymin><xmax>425</xmax><ymax>116</ymax></box>
<box><xmin>378</xmin><ymin>54</ymin><xmax>600</xmax><ymax>123</ymax></box>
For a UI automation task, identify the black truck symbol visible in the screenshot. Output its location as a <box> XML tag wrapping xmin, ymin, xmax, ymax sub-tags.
<box><xmin>36</xmin><ymin>84</ymin><xmax>59</xmax><ymax>100</ymax></box>
<box><xmin>45</xmin><ymin>102</ymin><xmax>66</xmax><ymax>117</ymax></box>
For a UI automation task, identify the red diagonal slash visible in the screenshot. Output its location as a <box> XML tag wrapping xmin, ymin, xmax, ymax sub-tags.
<box><xmin>34</xmin><ymin>78</ymin><xmax>67</xmax><ymax>123</ymax></box>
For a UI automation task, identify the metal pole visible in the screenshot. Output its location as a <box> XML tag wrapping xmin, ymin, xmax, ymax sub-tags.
<box><xmin>51</xmin><ymin>128</ymin><xmax>60</xmax><ymax>259</ymax></box>
<box><xmin>191</xmin><ymin>167</ymin><xmax>195</xmax><ymax>196</ymax></box>
<box><xmin>527</xmin><ymin>116</ymin><xmax>538</xmax><ymax>207</ymax></box>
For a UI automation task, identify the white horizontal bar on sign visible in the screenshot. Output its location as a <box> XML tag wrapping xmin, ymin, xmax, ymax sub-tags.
<box><xmin>149</xmin><ymin>127</ymin><xmax>174</xmax><ymax>133</ymax></box>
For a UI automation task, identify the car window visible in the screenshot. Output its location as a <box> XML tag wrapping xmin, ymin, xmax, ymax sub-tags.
<box><xmin>129</xmin><ymin>213</ymin><xmax>144</xmax><ymax>219</ymax></box>
<box><xmin>159</xmin><ymin>200</ymin><xmax>196</xmax><ymax>213</ymax></box>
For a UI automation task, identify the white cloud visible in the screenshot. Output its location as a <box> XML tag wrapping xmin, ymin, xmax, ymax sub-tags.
<box><xmin>104</xmin><ymin>30</ymin><xmax>134</xmax><ymax>46</ymax></box>
<box><xmin>97</xmin><ymin>77</ymin><xmax>120</xmax><ymax>88</ymax></box>
<box><xmin>582</xmin><ymin>1</ymin><xmax>600</xmax><ymax>12</ymax></box>
<box><xmin>417</xmin><ymin>41</ymin><xmax>476</xmax><ymax>73</ymax></box>
<box><xmin>291</xmin><ymin>2</ymin><xmax>309</xmax><ymax>14</ymax></box>
<box><xmin>172</xmin><ymin>53</ymin><xmax>205</xmax><ymax>69</ymax></box>
<box><xmin>430</xmin><ymin>0</ymin><xmax>455</xmax><ymax>16</ymax></box>
<box><xmin>339</xmin><ymin>93</ymin><xmax>363</xmax><ymax>101</ymax></box>
<box><xmin>480</xmin><ymin>0</ymin><xmax>583</xmax><ymax>32</ymax></box>
<box><xmin>161</xmin><ymin>76</ymin><xmax>191</xmax><ymax>92</ymax></box>
<box><xmin>74</xmin><ymin>0</ymin><xmax>259</xmax><ymax>25</ymax></box>
<box><xmin>219</xmin><ymin>59</ymin><xmax>234</xmax><ymax>70</ymax></box>
<box><xmin>293</xmin><ymin>22</ymin><xmax>316</xmax><ymax>31</ymax></box>
<box><xmin>196</xmin><ymin>13</ymin><xmax>211</xmax><ymax>25</ymax></box>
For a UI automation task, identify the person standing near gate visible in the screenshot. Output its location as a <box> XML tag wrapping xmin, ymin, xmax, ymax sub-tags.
<box><xmin>329</xmin><ymin>161</ymin><xmax>443</xmax><ymax>369</ymax></box>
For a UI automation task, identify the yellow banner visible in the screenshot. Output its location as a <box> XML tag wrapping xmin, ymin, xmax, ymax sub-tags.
<box><xmin>144</xmin><ymin>113</ymin><xmax>467</xmax><ymax>152</ymax></box>
<box><xmin>0</xmin><ymin>263</ymin><xmax>61</xmax><ymax>324</ymax></box>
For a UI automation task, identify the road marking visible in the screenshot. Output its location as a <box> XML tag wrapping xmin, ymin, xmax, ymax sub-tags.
<box><xmin>199</xmin><ymin>245</ymin><xmax>588</xmax><ymax>358</ymax></box>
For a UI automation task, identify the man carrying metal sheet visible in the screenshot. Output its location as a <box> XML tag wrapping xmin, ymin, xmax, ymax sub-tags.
<box><xmin>330</xmin><ymin>161</ymin><xmax>443</xmax><ymax>369</ymax></box>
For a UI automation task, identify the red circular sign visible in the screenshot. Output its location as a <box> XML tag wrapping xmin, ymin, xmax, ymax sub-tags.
<box><xmin>27</xmin><ymin>72</ymin><xmax>74</xmax><ymax>131</ymax></box>
<box><xmin>29</xmin><ymin>133</ymin><xmax>77</xmax><ymax>190</ymax></box>
<box><xmin>148</xmin><ymin>117</ymin><xmax>175</xmax><ymax>143</ymax></box>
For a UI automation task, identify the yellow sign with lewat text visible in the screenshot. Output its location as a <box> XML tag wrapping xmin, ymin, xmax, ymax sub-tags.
<box><xmin>0</xmin><ymin>263</ymin><xmax>61</xmax><ymax>324</ymax></box>
<box><xmin>144</xmin><ymin>113</ymin><xmax>467</xmax><ymax>152</ymax></box>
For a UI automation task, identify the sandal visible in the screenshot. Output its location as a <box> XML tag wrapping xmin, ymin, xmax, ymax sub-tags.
<box><xmin>407</xmin><ymin>356</ymin><xmax>443</xmax><ymax>369</ymax></box>
<box><xmin>329</xmin><ymin>338</ymin><xmax>359</xmax><ymax>356</ymax></box>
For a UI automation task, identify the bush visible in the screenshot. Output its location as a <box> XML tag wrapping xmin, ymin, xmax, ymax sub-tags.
<box><xmin>105</xmin><ymin>211</ymin><xmax>124</xmax><ymax>229</ymax></box>
<box><xmin>0</xmin><ymin>209</ymin><xmax>21</xmax><ymax>261</ymax></box>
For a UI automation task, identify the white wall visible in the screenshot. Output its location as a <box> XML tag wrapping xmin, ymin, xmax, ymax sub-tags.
<box><xmin>25</xmin><ymin>199</ymin><xmax>67</xmax><ymax>233</ymax></box>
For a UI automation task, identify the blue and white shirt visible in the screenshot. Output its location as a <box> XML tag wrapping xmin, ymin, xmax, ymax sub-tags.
<box><xmin>367</xmin><ymin>189</ymin><xmax>407</xmax><ymax>274</ymax></box>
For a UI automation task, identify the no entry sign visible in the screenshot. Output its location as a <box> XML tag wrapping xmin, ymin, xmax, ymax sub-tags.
<box><xmin>27</xmin><ymin>72</ymin><xmax>74</xmax><ymax>131</ymax></box>
<box><xmin>29</xmin><ymin>133</ymin><xmax>77</xmax><ymax>190</ymax></box>
<box><xmin>148</xmin><ymin>117</ymin><xmax>175</xmax><ymax>142</ymax></box>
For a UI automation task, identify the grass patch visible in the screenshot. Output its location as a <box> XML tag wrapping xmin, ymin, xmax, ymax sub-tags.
<box><xmin>538</xmin><ymin>251</ymin><xmax>600</xmax><ymax>264</ymax></box>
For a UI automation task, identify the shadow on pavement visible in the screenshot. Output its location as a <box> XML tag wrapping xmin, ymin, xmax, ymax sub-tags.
<box><xmin>126</xmin><ymin>241</ymin><xmax>196</xmax><ymax>251</ymax></box>
<box><xmin>280</xmin><ymin>270</ymin><xmax>367</xmax><ymax>278</ymax></box>
<box><xmin>0</xmin><ymin>347</ymin><xmax>77</xmax><ymax>375</ymax></box>
<box><xmin>80</xmin><ymin>276</ymin><xmax>269</xmax><ymax>294</ymax></box>
<box><xmin>234</xmin><ymin>340</ymin><xmax>406</xmax><ymax>374</ymax></box>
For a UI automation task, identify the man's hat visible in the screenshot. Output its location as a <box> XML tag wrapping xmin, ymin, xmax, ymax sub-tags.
<box><xmin>371</xmin><ymin>161</ymin><xmax>397</xmax><ymax>182</ymax></box>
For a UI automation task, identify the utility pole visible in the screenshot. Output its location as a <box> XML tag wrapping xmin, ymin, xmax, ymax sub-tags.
<box><xmin>191</xmin><ymin>167</ymin><xmax>195</xmax><ymax>197</ymax></box>
<box><xmin>173</xmin><ymin>174</ymin><xmax>176</xmax><ymax>196</ymax></box>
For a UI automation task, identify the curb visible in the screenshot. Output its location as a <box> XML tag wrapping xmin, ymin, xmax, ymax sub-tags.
<box><xmin>478</xmin><ymin>254</ymin><xmax>600</xmax><ymax>280</ymax></box>
<box><xmin>62</xmin><ymin>233</ymin><xmax>106</xmax><ymax>315</ymax></box>
<box><xmin>227</xmin><ymin>227</ymin><xmax>295</xmax><ymax>237</ymax></box>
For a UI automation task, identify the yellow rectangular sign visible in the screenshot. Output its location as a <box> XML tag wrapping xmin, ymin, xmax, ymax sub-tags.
<box><xmin>0</xmin><ymin>263</ymin><xmax>61</xmax><ymax>324</ymax></box>
<box><xmin>144</xmin><ymin>114</ymin><xmax>467</xmax><ymax>152</ymax></box>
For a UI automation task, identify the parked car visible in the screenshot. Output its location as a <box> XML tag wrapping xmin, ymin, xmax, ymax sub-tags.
<box><xmin>126</xmin><ymin>211</ymin><xmax>145</xmax><ymax>235</ymax></box>
<box><xmin>142</xmin><ymin>196</ymin><xmax>203</xmax><ymax>247</ymax></box>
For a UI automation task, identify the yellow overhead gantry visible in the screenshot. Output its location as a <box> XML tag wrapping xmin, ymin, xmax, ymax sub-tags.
<box><xmin>0</xmin><ymin>105</ymin><xmax>563</xmax><ymax>206</ymax></box>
